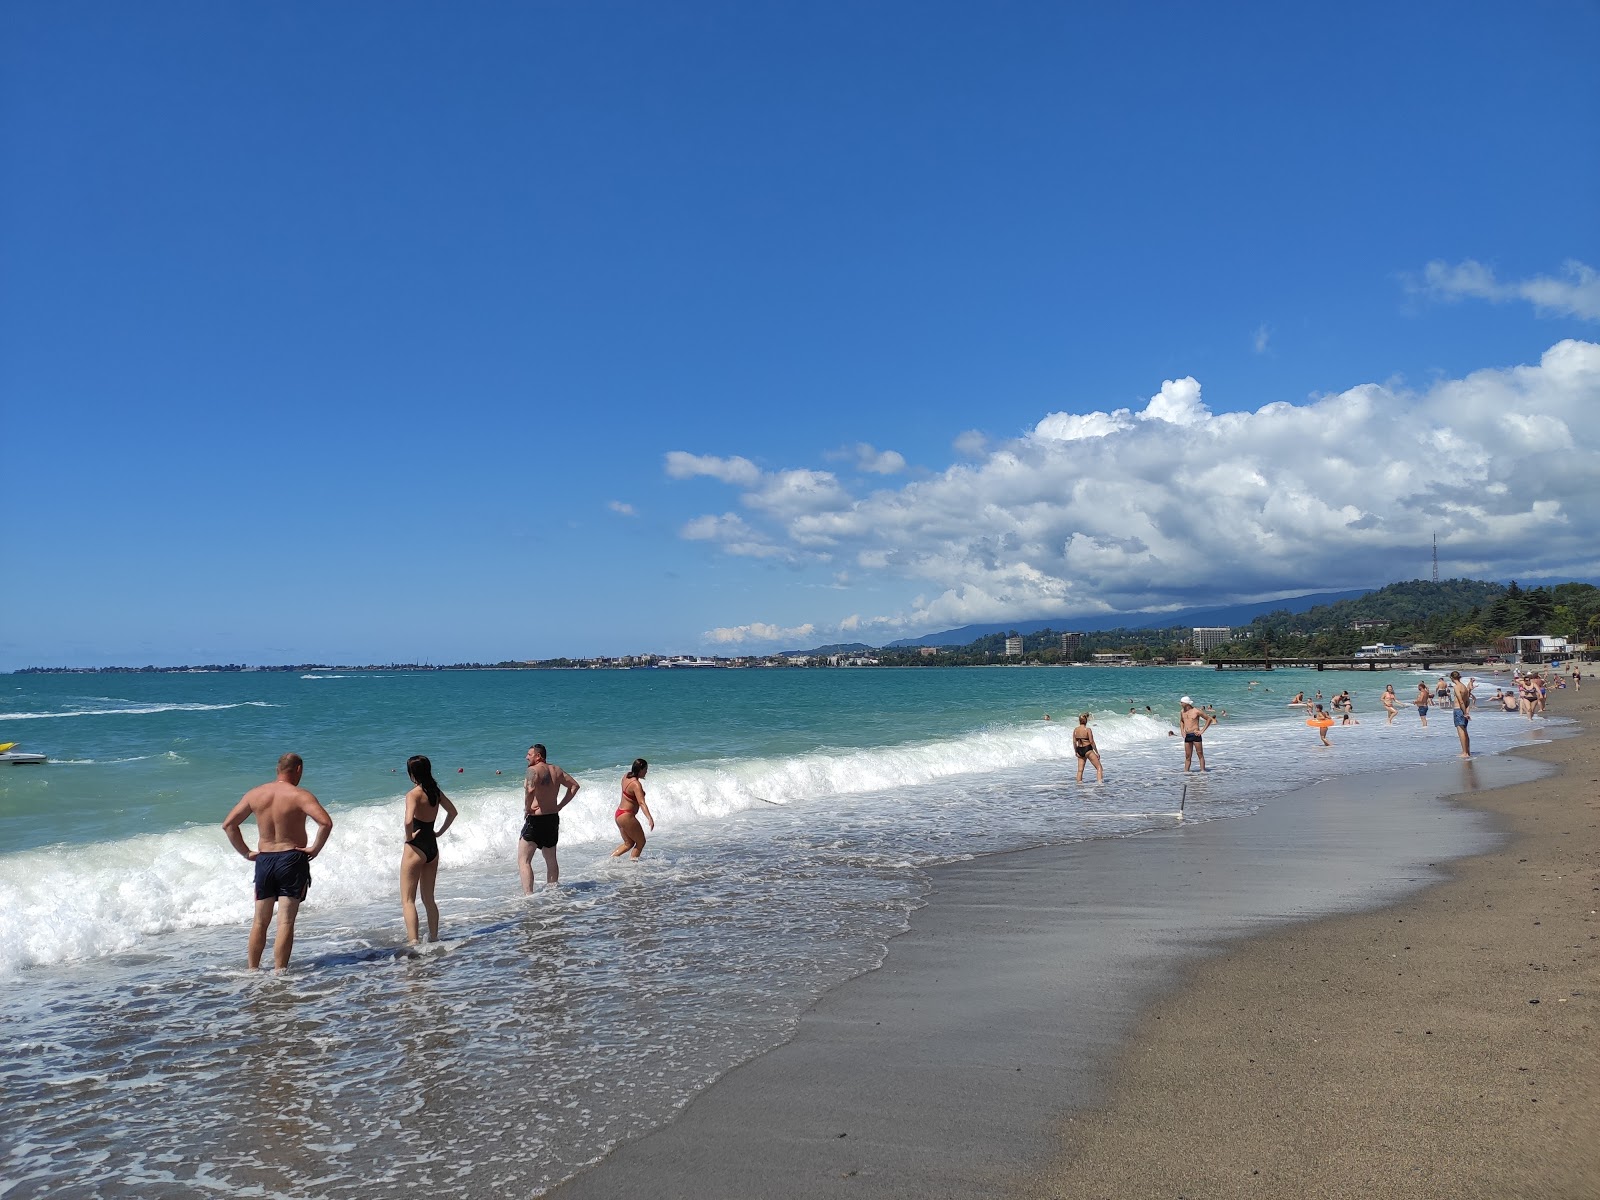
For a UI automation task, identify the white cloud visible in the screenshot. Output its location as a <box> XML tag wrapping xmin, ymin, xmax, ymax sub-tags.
<box><xmin>745</xmin><ymin>468</ymin><xmax>851</xmax><ymax>519</ymax></box>
<box><xmin>679</xmin><ymin>512</ymin><xmax>785</xmax><ymax>558</ymax></box>
<box><xmin>953</xmin><ymin>430</ymin><xmax>988</xmax><ymax>458</ymax></box>
<box><xmin>1412</xmin><ymin>258</ymin><xmax>1600</xmax><ymax>322</ymax></box>
<box><xmin>827</xmin><ymin>442</ymin><xmax>907</xmax><ymax>474</ymax></box>
<box><xmin>1138</xmin><ymin>376</ymin><xmax>1210</xmax><ymax>425</ymax></box>
<box><xmin>1032</xmin><ymin>409</ymin><xmax>1133</xmax><ymax>442</ymax></box>
<box><xmin>704</xmin><ymin>621</ymin><xmax>816</xmax><ymax>645</ymax></box>
<box><xmin>671</xmin><ymin>340</ymin><xmax>1600</xmax><ymax>634</ymax></box>
<box><xmin>664</xmin><ymin>451</ymin><xmax>762</xmax><ymax>486</ymax></box>
<box><xmin>1253</xmin><ymin>324</ymin><xmax>1271</xmax><ymax>354</ymax></box>
<box><xmin>607</xmin><ymin>500</ymin><xmax>636</xmax><ymax>516</ymax></box>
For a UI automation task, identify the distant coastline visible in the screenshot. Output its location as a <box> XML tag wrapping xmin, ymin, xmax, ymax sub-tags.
<box><xmin>12</xmin><ymin>578</ymin><xmax>1593</xmax><ymax>675</ymax></box>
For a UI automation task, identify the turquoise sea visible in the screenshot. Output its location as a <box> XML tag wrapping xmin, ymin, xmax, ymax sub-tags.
<box><xmin>0</xmin><ymin>664</ymin><xmax>1549</xmax><ymax>1195</ymax></box>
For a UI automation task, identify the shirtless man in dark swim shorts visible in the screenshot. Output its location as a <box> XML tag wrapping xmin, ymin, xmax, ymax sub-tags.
<box><xmin>1178</xmin><ymin>697</ymin><xmax>1215</xmax><ymax>772</ymax></box>
<box><xmin>519</xmin><ymin>744</ymin><xmax>581</xmax><ymax>892</ymax></box>
<box><xmin>221</xmin><ymin>753</ymin><xmax>334</xmax><ymax>972</ymax></box>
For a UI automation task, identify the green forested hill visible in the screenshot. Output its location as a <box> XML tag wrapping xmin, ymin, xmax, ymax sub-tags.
<box><xmin>1247</xmin><ymin>579</ymin><xmax>1504</xmax><ymax>636</ymax></box>
<box><xmin>965</xmin><ymin>579</ymin><xmax>1594</xmax><ymax>665</ymax></box>
<box><xmin>1221</xmin><ymin>578</ymin><xmax>1600</xmax><ymax>657</ymax></box>
<box><xmin>865</xmin><ymin>577</ymin><xmax>1598</xmax><ymax>667</ymax></box>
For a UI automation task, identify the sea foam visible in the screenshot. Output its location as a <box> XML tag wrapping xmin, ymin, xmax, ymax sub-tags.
<box><xmin>0</xmin><ymin>714</ymin><xmax>1169</xmax><ymax>977</ymax></box>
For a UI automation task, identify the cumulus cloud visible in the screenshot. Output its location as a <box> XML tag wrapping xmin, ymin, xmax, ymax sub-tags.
<box><xmin>828</xmin><ymin>442</ymin><xmax>907</xmax><ymax>474</ymax></box>
<box><xmin>607</xmin><ymin>500</ymin><xmax>636</xmax><ymax>516</ymax></box>
<box><xmin>1411</xmin><ymin>258</ymin><xmax>1600</xmax><ymax>322</ymax></box>
<box><xmin>680</xmin><ymin>512</ymin><xmax>785</xmax><ymax>558</ymax></box>
<box><xmin>664</xmin><ymin>451</ymin><xmax>762</xmax><ymax>486</ymax></box>
<box><xmin>705</xmin><ymin>621</ymin><xmax>816</xmax><ymax>645</ymax></box>
<box><xmin>952</xmin><ymin>430</ymin><xmax>989</xmax><ymax>458</ymax></box>
<box><xmin>670</xmin><ymin>340</ymin><xmax>1600</xmax><ymax>635</ymax></box>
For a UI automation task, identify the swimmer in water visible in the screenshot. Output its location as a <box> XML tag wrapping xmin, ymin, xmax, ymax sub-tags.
<box><xmin>612</xmin><ymin>758</ymin><xmax>655</xmax><ymax>859</ymax></box>
<box><xmin>221</xmin><ymin>753</ymin><xmax>334</xmax><ymax>972</ymax></box>
<box><xmin>400</xmin><ymin>754</ymin><xmax>458</xmax><ymax>945</ymax></box>
<box><xmin>1072</xmin><ymin>714</ymin><xmax>1103</xmax><ymax>783</ymax></box>
<box><xmin>1310</xmin><ymin>704</ymin><xmax>1334</xmax><ymax>746</ymax></box>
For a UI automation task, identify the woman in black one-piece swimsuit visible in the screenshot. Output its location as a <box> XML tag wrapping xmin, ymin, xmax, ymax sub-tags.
<box><xmin>401</xmin><ymin>755</ymin><xmax>458</xmax><ymax>944</ymax></box>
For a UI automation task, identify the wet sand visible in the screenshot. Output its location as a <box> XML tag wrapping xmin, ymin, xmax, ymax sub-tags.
<box><xmin>1026</xmin><ymin>686</ymin><xmax>1599</xmax><ymax>1200</ymax></box>
<box><xmin>547</xmin><ymin>695</ymin><xmax>1593</xmax><ymax>1198</ymax></box>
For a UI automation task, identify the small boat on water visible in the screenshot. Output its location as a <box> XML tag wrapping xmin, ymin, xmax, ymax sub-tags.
<box><xmin>0</xmin><ymin>742</ymin><xmax>47</xmax><ymax>765</ymax></box>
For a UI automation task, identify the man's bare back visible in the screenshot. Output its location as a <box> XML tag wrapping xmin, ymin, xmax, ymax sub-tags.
<box><xmin>221</xmin><ymin>753</ymin><xmax>334</xmax><ymax>971</ymax></box>
<box><xmin>525</xmin><ymin>761</ymin><xmax>579</xmax><ymax>816</ymax></box>
<box><xmin>229</xmin><ymin>779</ymin><xmax>328</xmax><ymax>855</ymax></box>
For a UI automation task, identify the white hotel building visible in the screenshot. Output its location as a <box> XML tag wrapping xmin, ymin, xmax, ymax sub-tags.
<box><xmin>1191</xmin><ymin>626</ymin><xmax>1234</xmax><ymax>654</ymax></box>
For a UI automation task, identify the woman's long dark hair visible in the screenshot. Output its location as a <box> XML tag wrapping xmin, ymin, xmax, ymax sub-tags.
<box><xmin>407</xmin><ymin>755</ymin><xmax>443</xmax><ymax>806</ymax></box>
<box><xmin>627</xmin><ymin>758</ymin><xmax>648</xmax><ymax>779</ymax></box>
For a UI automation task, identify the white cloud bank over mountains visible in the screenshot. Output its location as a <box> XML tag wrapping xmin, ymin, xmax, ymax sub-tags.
<box><xmin>672</xmin><ymin>339</ymin><xmax>1600</xmax><ymax>645</ymax></box>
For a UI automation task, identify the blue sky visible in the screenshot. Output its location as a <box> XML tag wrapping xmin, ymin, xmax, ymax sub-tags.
<box><xmin>3</xmin><ymin>1</ymin><xmax>1597</xmax><ymax>668</ymax></box>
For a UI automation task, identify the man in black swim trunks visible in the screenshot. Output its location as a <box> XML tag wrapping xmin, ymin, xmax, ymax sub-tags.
<box><xmin>221</xmin><ymin>753</ymin><xmax>334</xmax><ymax>972</ymax></box>
<box><xmin>519</xmin><ymin>744</ymin><xmax>581</xmax><ymax>892</ymax></box>
<box><xmin>1178</xmin><ymin>696</ymin><xmax>1215</xmax><ymax>772</ymax></box>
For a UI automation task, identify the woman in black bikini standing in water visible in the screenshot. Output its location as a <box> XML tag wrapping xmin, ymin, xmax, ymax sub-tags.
<box><xmin>612</xmin><ymin>758</ymin><xmax>655</xmax><ymax>860</ymax></box>
<box><xmin>1072</xmin><ymin>714</ymin><xmax>1103</xmax><ymax>783</ymax></box>
<box><xmin>401</xmin><ymin>754</ymin><xmax>458</xmax><ymax>944</ymax></box>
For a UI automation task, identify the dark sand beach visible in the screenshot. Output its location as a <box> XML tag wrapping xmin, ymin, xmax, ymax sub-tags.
<box><xmin>548</xmin><ymin>687</ymin><xmax>1596</xmax><ymax>1199</ymax></box>
<box><xmin>1028</xmin><ymin>686</ymin><xmax>1599</xmax><ymax>1200</ymax></box>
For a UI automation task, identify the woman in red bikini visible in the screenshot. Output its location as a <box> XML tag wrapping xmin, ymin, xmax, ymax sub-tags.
<box><xmin>611</xmin><ymin>758</ymin><xmax>655</xmax><ymax>860</ymax></box>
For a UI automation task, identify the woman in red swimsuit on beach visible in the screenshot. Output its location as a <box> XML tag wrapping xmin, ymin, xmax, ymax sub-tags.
<box><xmin>611</xmin><ymin>758</ymin><xmax>655</xmax><ymax>860</ymax></box>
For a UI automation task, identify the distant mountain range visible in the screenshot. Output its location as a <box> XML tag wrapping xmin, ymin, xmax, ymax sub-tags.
<box><xmin>776</xmin><ymin>589</ymin><xmax>1373</xmax><ymax>654</ymax></box>
<box><xmin>883</xmin><ymin>588</ymin><xmax>1373</xmax><ymax>648</ymax></box>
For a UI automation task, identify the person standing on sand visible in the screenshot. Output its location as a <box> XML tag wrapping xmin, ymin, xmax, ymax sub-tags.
<box><xmin>1178</xmin><ymin>696</ymin><xmax>1214</xmax><ymax>772</ymax></box>
<box><xmin>400</xmin><ymin>755</ymin><xmax>458</xmax><ymax>944</ymax></box>
<box><xmin>1072</xmin><ymin>714</ymin><xmax>1103</xmax><ymax>783</ymax></box>
<box><xmin>1414</xmin><ymin>682</ymin><xmax>1431</xmax><ymax>727</ymax></box>
<box><xmin>1450</xmin><ymin>671</ymin><xmax>1474</xmax><ymax>758</ymax></box>
<box><xmin>221</xmin><ymin>753</ymin><xmax>334</xmax><ymax>972</ymax></box>
<box><xmin>612</xmin><ymin>758</ymin><xmax>655</xmax><ymax>859</ymax></box>
<box><xmin>519</xmin><ymin>744</ymin><xmax>581</xmax><ymax>892</ymax></box>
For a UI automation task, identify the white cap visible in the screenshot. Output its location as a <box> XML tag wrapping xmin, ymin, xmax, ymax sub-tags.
<box><xmin>1180</xmin><ymin>695</ymin><xmax>1193</xmax><ymax>705</ymax></box>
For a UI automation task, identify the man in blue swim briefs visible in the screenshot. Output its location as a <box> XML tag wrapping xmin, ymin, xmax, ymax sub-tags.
<box><xmin>222</xmin><ymin>753</ymin><xmax>334</xmax><ymax>972</ymax></box>
<box><xmin>519</xmin><ymin>743</ymin><xmax>582</xmax><ymax>893</ymax></box>
<box><xmin>1178</xmin><ymin>696</ymin><xmax>1215</xmax><ymax>772</ymax></box>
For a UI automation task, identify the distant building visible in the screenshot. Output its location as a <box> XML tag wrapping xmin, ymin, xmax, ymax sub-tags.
<box><xmin>1350</xmin><ymin>619</ymin><xmax>1390</xmax><ymax>631</ymax></box>
<box><xmin>1496</xmin><ymin>634</ymin><xmax>1572</xmax><ymax>663</ymax></box>
<box><xmin>1354</xmin><ymin>642</ymin><xmax>1410</xmax><ymax>658</ymax></box>
<box><xmin>1191</xmin><ymin>627</ymin><xmax>1233</xmax><ymax>653</ymax></box>
<box><xmin>1004</xmin><ymin>636</ymin><xmax>1024</xmax><ymax>657</ymax></box>
<box><xmin>1092</xmin><ymin>652</ymin><xmax>1133</xmax><ymax>664</ymax></box>
<box><xmin>1060</xmin><ymin>632</ymin><xmax>1083</xmax><ymax>651</ymax></box>
<box><xmin>919</xmin><ymin>646</ymin><xmax>939</xmax><ymax>657</ymax></box>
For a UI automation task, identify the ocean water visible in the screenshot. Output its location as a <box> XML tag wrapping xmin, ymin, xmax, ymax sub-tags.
<box><xmin>0</xmin><ymin>665</ymin><xmax>1558</xmax><ymax>1196</ymax></box>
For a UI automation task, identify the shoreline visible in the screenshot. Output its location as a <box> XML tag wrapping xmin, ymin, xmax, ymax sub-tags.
<box><xmin>545</xmin><ymin>728</ymin><xmax>1574</xmax><ymax>1196</ymax></box>
<box><xmin>1025</xmin><ymin>689</ymin><xmax>1598</xmax><ymax>1199</ymax></box>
